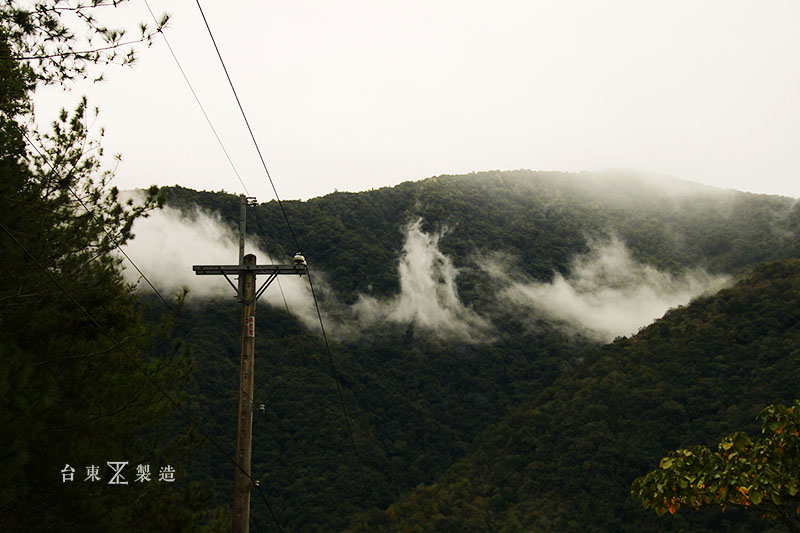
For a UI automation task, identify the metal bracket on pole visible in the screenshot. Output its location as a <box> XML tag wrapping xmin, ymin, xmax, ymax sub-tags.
<box><xmin>238</xmin><ymin>195</ymin><xmax>247</xmax><ymax>269</ymax></box>
<box><xmin>191</xmin><ymin>196</ymin><xmax>308</xmax><ymax>533</ymax></box>
<box><xmin>193</xmin><ymin>264</ymin><xmax>306</xmax><ymax>303</ymax></box>
<box><xmin>254</xmin><ymin>272</ymin><xmax>278</xmax><ymax>302</ymax></box>
<box><xmin>193</xmin><ymin>265</ymin><xmax>308</xmax><ymax>275</ymax></box>
<box><xmin>222</xmin><ymin>273</ymin><xmax>239</xmax><ymax>296</ymax></box>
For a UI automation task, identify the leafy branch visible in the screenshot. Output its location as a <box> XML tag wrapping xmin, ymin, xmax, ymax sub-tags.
<box><xmin>632</xmin><ymin>400</ymin><xmax>800</xmax><ymax>532</ymax></box>
<box><xmin>0</xmin><ymin>0</ymin><xmax>169</xmax><ymax>84</ymax></box>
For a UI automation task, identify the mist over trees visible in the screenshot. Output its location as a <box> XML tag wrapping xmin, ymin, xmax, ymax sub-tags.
<box><xmin>3</xmin><ymin>2</ymin><xmax>800</xmax><ymax>532</ymax></box>
<box><xmin>347</xmin><ymin>259</ymin><xmax>800</xmax><ymax>532</ymax></box>
<box><xmin>154</xmin><ymin>173</ymin><xmax>800</xmax><ymax>531</ymax></box>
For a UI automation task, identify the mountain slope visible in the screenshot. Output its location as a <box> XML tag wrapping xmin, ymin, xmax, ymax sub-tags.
<box><xmin>350</xmin><ymin>259</ymin><xmax>800</xmax><ymax>532</ymax></box>
<box><xmin>151</xmin><ymin>295</ymin><xmax>595</xmax><ymax>531</ymax></box>
<box><xmin>163</xmin><ymin>170</ymin><xmax>800</xmax><ymax>301</ymax></box>
<box><xmin>149</xmin><ymin>171</ymin><xmax>800</xmax><ymax>530</ymax></box>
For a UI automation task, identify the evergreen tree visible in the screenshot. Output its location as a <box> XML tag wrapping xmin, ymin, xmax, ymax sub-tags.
<box><xmin>0</xmin><ymin>2</ymin><xmax>208</xmax><ymax>530</ymax></box>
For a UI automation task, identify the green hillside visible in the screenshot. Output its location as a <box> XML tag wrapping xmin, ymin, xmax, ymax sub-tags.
<box><xmin>163</xmin><ymin>170</ymin><xmax>800</xmax><ymax>301</ymax></box>
<box><xmin>151</xmin><ymin>286</ymin><xmax>594</xmax><ymax>531</ymax></box>
<box><xmin>349</xmin><ymin>259</ymin><xmax>800</xmax><ymax>532</ymax></box>
<box><xmin>153</xmin><ymin>173</ymin><xmax>800</xmax><ymax>531</ymax></box>
<box><xmin>6</xmin><ymin>1</ymin><xmax>800</xmax><ymax>530</ymax></box>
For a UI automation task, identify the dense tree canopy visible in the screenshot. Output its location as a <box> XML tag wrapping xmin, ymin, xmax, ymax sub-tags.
<box><xmin>345</xmin><ymin>260</ymin><xmax>800</xmax><ymax>532</ymax></box>
<box><xmin>0</xmin><ymin>2</ymin><xmax>209</xmax><ymax>530</ymax></box>
<box><xmin>152</xmin><ymin>176</ymin><xmax>800</xmax><ymax>531</ymax></box>
<box><xmin>164</xmin><ymin>170</ymin><xmax>800</xmax><ymax>303</ymax></box>
<box><xmin>150</xmin><ymin>169</ymin><xmax>800</xmax><ymax>531</ymax></box>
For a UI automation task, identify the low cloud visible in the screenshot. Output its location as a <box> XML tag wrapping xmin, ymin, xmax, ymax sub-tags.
<box><xmin>119</xmin><ymin>200</ymin><xmax>317</xmax><ymax>327</ymax></box>
<box><xmin>483</xmin><ymin>238</ymin><xmax>729</xmax><ymax>342</ymax></box>
<box><xmin>121</xmin><ymin>201</ymin><xmax>728</xmax><ymax>345</ymax></box>
<box><xmin>352</xmin><ymin>219</ymin><xmax>493</xmax><ymax>342</ymax></box>
<box><xmin>120</xmin><ymin>203</ymin><xmax>493</xmax><ymax>342</ymax></box>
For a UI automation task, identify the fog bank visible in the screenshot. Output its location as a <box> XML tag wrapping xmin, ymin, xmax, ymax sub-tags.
<box><xmin>484</xmin><ymin>238</ymin><xmax>729</xmax><ymax>342</ymax></box>
<box><xmin>119</xmin><ymin>203</ymin><xmax>317</xmax><ymax>327</ymax></box>
<box><xmin>121</xmin><ymin>203</ymin><xmax>729</xmax><ymax>344</ymax></box>
<box><xmin>353</xmin><ymin>219</ymin><xmax>493</xmax><ymax>342</ymax></box>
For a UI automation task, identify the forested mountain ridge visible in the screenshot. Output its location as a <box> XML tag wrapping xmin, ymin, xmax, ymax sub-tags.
<box><xmin>163</xmin><ymin>170</ymin><xmax>799</xmax><ymax>301</ymax></box>
<box><xmin>347</xmin><ymin>259</ymin><xmax>800</xmax><ymax>532</ymax></box>
<box><xmin>148</xmin><ymin>172</ymin><xmax>800</xmax><ymax>531</ymax></box>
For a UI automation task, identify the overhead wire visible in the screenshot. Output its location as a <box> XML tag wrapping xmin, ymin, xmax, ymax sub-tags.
<box><xmin>0</xmin><ymin>219</ymin><xmax>284</xmax><ymax>533</ymax></box>
<box><xmin>193</xmin><ymin>0</ymin><xmax>301</xmax><ymax>254</ymax></box>
<box><xmin>142</xmin><ymin>0</ymin><xmax>296</xmax><ymax>322</ymax></box>
<box><xmin>305</xmin><ymin>268</ymin><xmax>372</xmax><ymax>489</ymax></box>
<box><xmin>193</xmin><ymin>0</ymin><xmax>376</xmax><ymax>505</ymax></box>
<box><xmin>15</xmin><ymin>115</ymin><xmax>287</xmax><ymax>530</ymax></box>
<box><xmin>8</xmin><ymin>2</ymin><xmax>293</xmax><ymax>529</ymax></box>
<box><xmin>20</xmin><ymin>127</ymin><xmax>173</xmax><ymax>309</ymax></box>
<box><xmin>250</xmin><ymin>207</ymin><xmax>299</xmax><ymax>331</ymax></box>
<box><xmin>17</xmin><ymin>4</ymin><xmax>290</xmax><ymax>524</ymax></box>
<box><xmin>142</xmin><ymin>0</ymin><xmax>250</xmax><ymax>196</ymax></box>
<box><xmin>139</xmin><ymin>2</ymin><xmax>298</xmax><ymax>528</ymax></box>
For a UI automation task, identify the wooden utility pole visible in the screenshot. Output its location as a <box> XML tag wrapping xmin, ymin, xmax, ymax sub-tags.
<box><xmin>233</xmin><ymin>252</ymin><xmax>256</xmax><ymax>532</ymax></box>
<box><xmin>193</xmin><ymin>195</ymin><xmax>306</xmax><ymax>533</ymax></box>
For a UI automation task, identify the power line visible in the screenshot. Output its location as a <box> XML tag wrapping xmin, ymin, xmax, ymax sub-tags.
<box><xmin>143</xmin><ymin>0</ymin><xmax>298</xmax><ymax>430</ymax></box>
<box><xmin>143</xmin><ymin>0</ymin><xmax>296</xmax><ymax>326</ymax></box>
<box><xmin>193</xmin><ymin>0</ymin><xmax>376</xmax><ymax>508</ymax></box>
<box><xmin>250</xmin><ymin>207</ymin><xmax>299</xmax><ymax>329</ymax></box>
<box><xmin>26</xmin><ymin>47</ymin><xmax>287</xmax><ymax>526</ymax></box>
<box><xmin>142</xmin><ymin>0</ymin><xmax>250</xmax><ymax>197</ymax></box>
<box><xmin>0</xmin><ymin>219</ymin><xmax>285</xmax><ymax>533</ymax></box>
<box><xmin>145</xmin><ymin>0</ymin><xmax>297</xmax><ymax>331</ymax></box>
<box><xmin>20</xmin><ymin>126</ymin><xmax>173</xmax><ymax>309</ymax></box>
<box><xmin>306</xmin><ymin>268</ymin><xmax>372</xmax><ymax>492</ymax></box>
<box><xmin>193</xmin><ymin>0</ymin><xmax>301</xmax><ymax>254</ymax></box>
<box><xmin>141</xmin><ymin>4</ymin><xmax>297</xmax><ymax>526</ymax></box>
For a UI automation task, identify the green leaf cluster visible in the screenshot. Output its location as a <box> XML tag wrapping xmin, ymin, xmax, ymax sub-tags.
<box><xmin>633</xmin><ymin>401</ymin><xmax>800</xmax><ymax>530</ymax></box>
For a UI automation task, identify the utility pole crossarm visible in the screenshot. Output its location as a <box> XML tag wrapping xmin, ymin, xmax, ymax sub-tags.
<box><xmin>192</xmin><ymin>264</ymin><xmax>307</xmax><ymax>276</ymax></box>
<box><xmin>190</xmin><ymin>194</ymin><xmax>308</xmax><ymax>533</ymax></box>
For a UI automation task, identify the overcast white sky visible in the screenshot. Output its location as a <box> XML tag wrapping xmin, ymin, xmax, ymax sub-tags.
<box><xmin>33</xmin><ymin>0</ymin><xmax>800</xmax><ymax>201</ymax></box>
